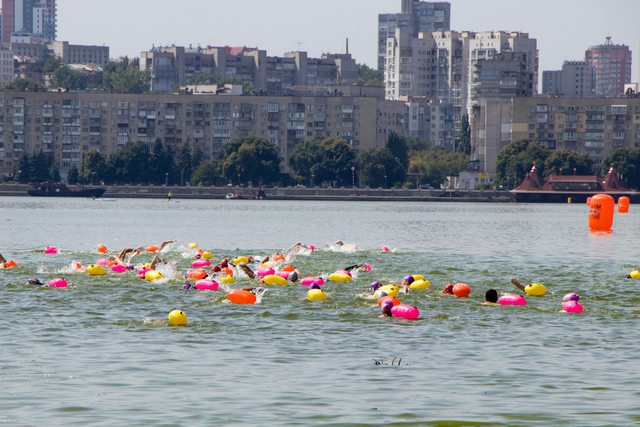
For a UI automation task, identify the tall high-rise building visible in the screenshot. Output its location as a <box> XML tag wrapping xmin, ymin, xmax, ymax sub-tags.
<box><xmin>542</xmin><ymin>61</ymin><xmax>595</xmax><ymax>97</ymax></box>
<box><xmin>585</xmin><ymin>37</ymin><xmax>632</xmax><ymax>97</ymax></box>
<box><xmin>1</xmin><ymin>0</ymin><xmax>56</xmax><ymax>43</ymax></box>
<box><xmin>378</xmin><ymin>1</ymin><xmax>450</xmax><ymax>71</ymax></box>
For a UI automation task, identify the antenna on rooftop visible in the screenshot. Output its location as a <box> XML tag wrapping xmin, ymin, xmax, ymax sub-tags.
<box><xmin>295</xmin><ymin>41</ymin><xmax>302</xmax><ymax>51</ymax></box>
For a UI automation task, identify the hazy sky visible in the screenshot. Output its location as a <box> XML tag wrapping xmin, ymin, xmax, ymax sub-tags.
<box><xmin>59</xmin><ymin>0</ymin><xmax>640</xmax><ymax>80</ymax></box>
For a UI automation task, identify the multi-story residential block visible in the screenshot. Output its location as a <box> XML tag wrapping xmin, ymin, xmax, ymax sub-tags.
<box><xmin>542</xmin><ymin>61</ymin><xmax>595</xmax><ymax>97</ymax></box>
<box><xmin>48</xmin><ymin>41</ymin><xmax>110</xmax><ymax>66</ymax></box>
<box><xmin>1</xmin><ymin>0</ymin><xmax>56</xmax><ymax>43</ymax></box>
<box><xmin>471</xmin><ymin>96</ymin><xmax>640</xmax><ymax>176</ymax></box>
<box><xmin>586</xmin><ymin>37</ymin><xmax>632</xmax><ymax>97</ymax></box>
<box><xmin>0</xmin><ymin>91</ymin><xmax>406</xmax><ymax>179</ymax></box>
<box><xmin>404</xmin><ymin>97</ymin><xmax>455</xmax><ymax>149</ymax></box>
<box><xmin>378</xmin><ymin>1</ymin><xmax>450</xmax><ymax>71</ymax></box>
<box><xmin>0</xmin><ymin>47</ymin><xmax>15</xmax><ymax>86</ymax></box>
<box><xmin>140</xmin><ymin>45</ymin><xmax>357</xmax><ymax>95</ymax></box>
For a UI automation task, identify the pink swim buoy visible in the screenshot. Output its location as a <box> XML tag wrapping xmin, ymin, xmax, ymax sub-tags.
<box><xmin>111</xmin><ymin>264</ymin><xmax>126</xmax><ymax>273</ymax></box>
<box><xmin>257</xmin><ymin>267</ymin><xmax>275</xmax><ymax>278</ymax></box>
<box><xmin>95</xmin><ymin>258</ymin><xmax>108</xmax><ymax>266</ymax></box>
<box><xmin>49</xmin><ymin>278</ymin><xmax>68</xmax><ymax>288</ymax></box>
<box><xmin>380</xmin><ymin>246</ymin><xmax>391</xmax><ymax>253</ymax></box>
<box><xmin>299</xmin><ymin>276</ymin><xmax>325</xmax><ymax>287</ymax></box>
<box><xmin>498</xmin><ymin>294</ymin><xmax>526</xmax><ymax>306</ymax></box>
<box><xmin>137</xmin><ymin>267</ymin><xmax>151</xmax><ymax>279</ymax></box>
<box><xmin>390</xmin><ymin>304</ymin><xmax>420</xmax><ymax>319</ymax></box>
<box><xmin>194</xmin><ymin>279</ymin><xmax>220</xmax><ymax>291</ymax></box>
<box><xmin>44</xmin><ymin>246</ymin><xmax>58</xmax><ymax>254</ymax></box>
<box><xmin>334</xmin><ymin>269</ymin><xmax>351</xmax><ymax>276</ymax></box>
<box><xmin>275</xmin><ymin>271</ymin><xmax>290</xmax><ymax>279</ymax></box>
<box><xmin>191</xmin><ymin>259</ymin><xmax>211</xmax><ymax>268</ymax></box>
<box><xmin>562</xmin><ymin>301</ymin><xmax>584</xmax><ymax>313</ymax></box>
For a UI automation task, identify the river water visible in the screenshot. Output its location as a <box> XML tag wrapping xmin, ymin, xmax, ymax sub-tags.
<box><xmin>0</xmin><ymin>197</ymin><xmax>638</xmax><ymax>426</ymax></box>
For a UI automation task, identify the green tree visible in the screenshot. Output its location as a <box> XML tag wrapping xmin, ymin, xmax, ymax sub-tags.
<box><xmin>356</xmin><ymin>64</ymin><xmax>383</xmax><ymax>86</ymax></box>
<box><xmin>4</xmin><ymin>78</ymin><xmax>40</xmax><ymax>91</ymax></box>
<box><xmin>313</xmin><ymin>137</ymin><xmax>357</xmax><ymax>187</ymax></box>
<box><xmin>495</xmin><ymin>139</ymin><xmax>549</xmax><ymax>187</ymax></box>
<box><xmin>458</xmin><ymin>114</ymin><xmax>471</xmax><ymax>155</ymax></box>
<box><xmin>67</xmin><ymin>166</ymin><xmax>80</xmax><ymax>184</ymax></box>
<box><xmin>102</xmin><ymin>57</ymin><xmax>150</xmax><ymax>93</ymax></box>
<box><xmin>544</xmin><ymin>149</ymin><xmax>594</xmax><ymax>176</ymax></box>
<box><xmin>603</xmin><ymin>148</ymin><xmax>640</xmax><ymax>189</ymax></box>
<box><xmin>288</xmin><ymin>139</ymin><xmax>323</xmax><ymax>185</ymax></box>
<box><xmin>358</xmin><ymin>148</ymin><xmax>405</xmax><ymax>188</ymax></box>
<box><xmin>191</xmin><ymin>160</ymin><xmax>221</xmax><ymax>186</ymax></box>
<box><xmin>105</xmin><ymin>141</ymin><xmax>151</xmax><ymax>184</ymax></box>
<box><xmin>16</xmin><ymin>154</ymin><xmax>32</xmax><ymax>183</ymax></box>
<box><xmin>149</xmin><ymin>139</ymin><xmax>175</xmax><ymax>185</ymax></box>
<box><xmin>176</xmin><ymin>142</ymin><xmax>193</xmax><ymax>185</ymax></box>
<box><xmin>52</xmin><ymin>66</ymin><xmax>88</xmax><ymax>90</ymax></box>
<box><xmin>386</xmin><ymin>132</ymin><xmax>409</xmax><ymax>171</ymax></box>
<box><xmin>408</xmin><ymin>149</ymin><xmax>469</xmax><ymax>188</ymax></box>
<box><xmin>81</xmin><ymin>150</ymin><xmax>107</xmax><ymax>184</ymax></box>
<box><xmin>29</xmin><ymin>151</ymin><xmax>53</xmax><ymax>181</ymax></box>
<box><xmin>221</xmin><ymin>136</ymin><xmax>280</xmax><ymax>186</ymax></box>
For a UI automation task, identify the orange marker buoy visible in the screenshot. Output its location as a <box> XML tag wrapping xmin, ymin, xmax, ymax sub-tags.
<box><xmin>187</xmin><ymin>269</ymin><xmax>208</xmax><ymax>280</ymax></box>
<box><xmin>589</xmin><ymin>194</ymin><xmax>615</xmax><ymax>232</ymax></box>
<box><xmin>146</xmin><ymin>245</ymin><xmax>160</xmax><ymax>253</ymax></box>
<box><xmin>3</xmin><ymin>260</ymin><xmax>18</xmax><ymax>268</ymax></box>
<box><xmin>97</xmin><ymin>244</ymin><xmax>108</xmax><ymax>254</ymax></box>
<box><xmin>618</xmin><ymin>196</ymin><xmax>630</xmax><ymax>214</ymax></box>
<box><xmin>227</xmin><ymin>289</ymin><xmax>257</xmax><ymax>304</ymax></box>
<box><xmin>452</xmin><ymin>283</ymin><xmax>471</xmax><ymax>298</ymax></box>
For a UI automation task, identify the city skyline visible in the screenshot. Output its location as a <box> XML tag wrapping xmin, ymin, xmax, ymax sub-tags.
<box><xmin>57</xmin><ymin>0</ymin><xmax>640</xmax><ymax>81</ymax></box>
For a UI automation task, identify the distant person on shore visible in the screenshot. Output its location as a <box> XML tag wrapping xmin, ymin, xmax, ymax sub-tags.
<box><xmin>167</xmin><ymin>192</ymin><xmax>173</xmax><ymax>201</ymax></box>
<box><xmin>483</xmin><ymin>289</ymin><xmax>499</xmax><ymax>305</ymax></box>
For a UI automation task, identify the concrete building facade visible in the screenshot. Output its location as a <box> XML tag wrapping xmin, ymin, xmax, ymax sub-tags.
<box><xmin>1</xmin><ymin>0</ymin><xmax>55</xmax><ymax>43</ymax></box>
<box><xmin>471</xmin><ymin>96</ymin><xmax>640</xmax><ymax>177</ymax></box>
<box><xmin>542</xmin><ymin>61</ymin><xmax>595</xmax><ymax>97</ymax></box>
<box><xmin>0</xmin><ymin>47</ymin><xmax>14</xmax><ymax>86</ymax></box>
<box><xmin>140</xmin><ymin>45</ymin><xmax>357</xmax><ymax>95</ymax></box>
<box><xmin>0</xmin><ymin>91</ymin><xmax>406</xmax><ymax>179</ymax></box>
<box><xmin>586</xmin><ymin>37</ymin><xmax>632</xmax><ymax>97</ymax></box>
<box><xmin>377</xmin><ymin>1</ymin><xmax>450</xmax><ymax>71</ymax></box>
<box><xmin>48</xmin><ymin>41</ymin><xmax>110</xmax><ymax>66</ymax></box>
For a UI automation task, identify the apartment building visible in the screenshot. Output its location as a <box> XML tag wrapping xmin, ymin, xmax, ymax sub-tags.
<box><xmin>140</xmin><ymin>45</ymin><xmax>357</xmax><ymax>95</ymax></box>
<box><xmin>0</xmin><ymin>91</ymin><xmax>405</xmax><ymax>179</ymax></box>
<box><xmin>542</xmin><ymin>61</ymin><xmax>595</xmax><ymax>97</ymax></box>
<box><xmin>377</xmin><ymin>1</ymin><xmax>450</xmax><ymax>71</ymax></box>
<box><xmin>0</xmin><ymin>47</ymin><xmax>14</xmax><ymax>85</ymax></box>
<box><xmin>1</xmin><ymin>0</ymin><xmax>56</xmax><ymax>43</ymax></box>
<box><xmin>48</xmin><ymin>41</ymin><xmax>110</xmax><ymax>66</ymax></box>
<box><xmin>585</xmin><ymin>37</ymin><xmax>632</xmax><ymax>97</ymax></box>
<box><xmin>471</xmin><ymin>96</ymin><xmax>640</xmax><ymax>176</ymax></box>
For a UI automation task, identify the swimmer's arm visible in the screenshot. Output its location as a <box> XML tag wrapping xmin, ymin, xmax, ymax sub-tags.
<box><xmin>510</xmin><ymin>278</ymin><xmax>526</xmax><ymax>292</ymax></box>
<box><xmin>0</xmin><ymin>254</ymin><xmax>6</xmax><ymax>263</ymax></box>
<box><xmin>159</xmin><ymin>240</ymin><xmax>176</xmax><ymax>251</ymax></box>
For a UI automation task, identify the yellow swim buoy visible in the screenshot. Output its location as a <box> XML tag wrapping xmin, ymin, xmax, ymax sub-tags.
<box><xmin>145</xmin><ymin>270</ymin><xmax>163</xmax><ymax>282</ymax></box>
<box><xmin>263</xmin><ymin>274</ymin><xmax>288</xmax><ymax>286</ymax></box>
<box><xmin>234</xmin><ymin>256</ymin><xmax>250</xmax><ymax>265</ymax></box>
<box><xmin>86</xmin><ymin>264</ymin><xmax>106</xmax><ymax>276</ymax></box>
<box><xmin>412</xmin><ymin>274</ymin><xmax>426</xmax><ymax>281</ymax></box>
<box><xmin>379</xmin><ymin>284</ymin><xmax>399</xmax><ymax>297</ymax></box>
<box><xmin>188</xmin><ymin>242</ymin><xmax>198</xmax><ymax>249</ymax></box>
<box><xmin>328</xmin><ymin>273</ymin><xmax>352</xmax><ymax>282</ymax></box>
<box><xmin>307</xmin><ymin>288</ymin><xmax>327</xmax><ymax>301</ymax></box>
<box><xmin>524</xmin><ymin>283</ymin><xmax>546</xmax><ymax>297</ymax></box>
<box><xmin>629</xmin><ymin>270</ymin><xmax>640</xmax><ymax>279</ymax></box>
<box><xmin>168</xmin><ymin>309</ymin><xmax>188</xmax><ymax>326</ymax></box>
<box><xmin>201</xmin><ymin>251</ymin><xmax>213</xmax><ymax>260</ymax></box>
<box><xmin>220</xmin><ymin>275</ymin><xmax>235</xmax><ymax>285</ymax></box>
<box><xmin>410</xmin><ymin>279</ymin><xmax>430</xmax><ymax>290</ymax></box>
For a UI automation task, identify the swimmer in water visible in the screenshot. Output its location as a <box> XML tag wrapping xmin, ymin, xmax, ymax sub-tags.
<box><xmin>27</xmin><ymin>277</ymin><xmax>44</xmax><ymax>286</ymax></box>
<box><xmin>0</xmin><ymin>253</ymin><xmax>5</xmax><ymax>268</ymax></box>
<box><xmin>379</xmin><ymin>299</ymin><xmax>394</xmax><ymax>318</ymax></box>
<box><xmin>510</xmin><ymin>278</ymin><xmax>526</xmax><ymax>292</ymax></box>
<box><xmin>483</xmin><ymin>289</ymin><xmax>498</xmax><ymax>305</ymax></box>
<box><xmin>442</xmin><ymin>283</ymin><xmax>454</xmax><ymax>295</ymax></box>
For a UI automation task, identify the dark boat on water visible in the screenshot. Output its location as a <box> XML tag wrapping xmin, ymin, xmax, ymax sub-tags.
<box><xmin>28</xmin><ymin>181</ymin><xmax>106</xmax><ymax>198</ymax></box>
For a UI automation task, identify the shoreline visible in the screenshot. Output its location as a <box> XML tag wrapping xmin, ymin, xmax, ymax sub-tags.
<box><xmin>0</xmin><ymin>183</ymin><xmax>512</xmax><ymax>202</ymax></box>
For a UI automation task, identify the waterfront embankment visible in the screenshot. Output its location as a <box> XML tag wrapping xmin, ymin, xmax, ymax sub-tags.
<box><xmin>0</xmin><ymin>183</ymin><xmax>512</xmax><ymax>202</ymax></box>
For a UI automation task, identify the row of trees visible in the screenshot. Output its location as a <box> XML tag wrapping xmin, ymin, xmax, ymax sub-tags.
<box><xmin>495</xmin><ymin>139</ymin><xmax>640</xmax><ymax>189</ymax></box>
<box><xmin>5</xmin><ymin>56</ymin><xmax>150</xmax><ymax>93</ymax></box>
<box><xmin>10</xmin><ymin>133</ymin><xmax>470</xmax><ymax>189</ymax></box>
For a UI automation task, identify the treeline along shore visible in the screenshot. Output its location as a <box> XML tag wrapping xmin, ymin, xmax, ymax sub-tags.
<box><xmin>0</xmin><ymin>183</ymin><xmax>511</xmax><ymax>202</ymax></box>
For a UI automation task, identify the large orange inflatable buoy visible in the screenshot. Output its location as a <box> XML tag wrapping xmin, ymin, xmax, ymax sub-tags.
<box><xmin>589</xmin><ymin>194</ymin><xmax>614</xmax><ymax>231</ymax></box>
<box><xmin>618</xmin><ymin>196</ymin><xmax>630</xmax><ymax>214</ymax></box>
<box><xmin>227</xmin><ymin>289</ymin><xmax>256</xmax><ymax>305</ymax></box>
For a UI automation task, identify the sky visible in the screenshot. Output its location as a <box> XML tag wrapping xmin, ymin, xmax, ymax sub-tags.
<box><xmin>58</xmin><ymin>0</ymin><xmax>640</xmax><ymax>81</ymax></box>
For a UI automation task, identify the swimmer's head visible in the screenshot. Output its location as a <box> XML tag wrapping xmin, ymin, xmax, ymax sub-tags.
<box><xmin>370</xmin><ymin>281</ymin><xmax>382</xmax><ymax>291</ymax></box>
<box><xmin>309</xmin><ymin>283</ymin><xmax>321</xmax><ymax>290</ymax></box>
<box><xmin>485</xmin><ymin>289</ymin><xmax>498</xmax><ymax>303</ymax></box>
<box><xmin>182</xmin><ymin>283</ymin><xmax>193</xmax><ymax>290</ymax></box>
<box><xmin>443</xmin><ymin>283</ymin><xmax>454</xmax><ymax>294</ymax></box>
<box><xmin>402</xmin><ymin>275</ymin><xmax>415</xmax><ymax>285</ymax></box>
<box><xmin>211</xmin><ymin>265</ymin><xmax>221</xmax><ymax>273</ymax></box>
<box><xmin>381</xmin><ymin>299</ymin><xmax>394</xmax><ymax>316</ymax></box>
<box><xmin>220</xmin><ymin>258</ymin><xmax>229</xmax><ymax>267</ymax></box>
<box><xmin>28</xmin><ymin>277</ymin><xmax>43</xmax><ymax>285</ymax></box>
